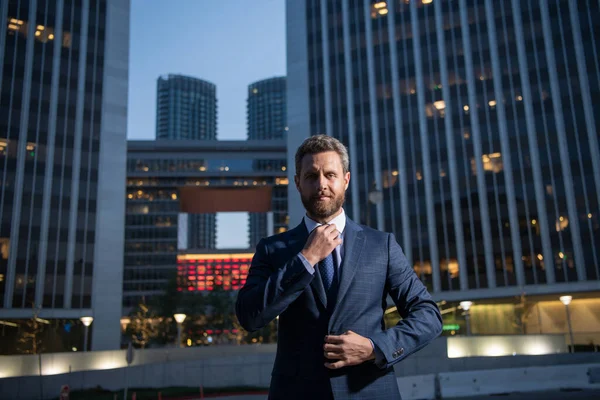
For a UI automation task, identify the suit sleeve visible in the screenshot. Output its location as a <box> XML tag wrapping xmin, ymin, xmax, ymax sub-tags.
<box><xmin>235</xmin><ymin>238</ymin><xmax>315</xmax><ymax>332</ymax></box>
<box><xmin>369</xmin><ymin>233</ymin><xmax>443</xmax><ymax>369</ymax></box>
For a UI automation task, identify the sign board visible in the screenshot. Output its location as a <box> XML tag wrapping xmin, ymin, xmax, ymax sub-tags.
<box><xmin>60</xmin><ymin>385</ymin><xmax>70</xmax><ymax>400</ymax></box>
<box><xmin>442</xmin><ymin>324</ymin><xmax>460</xmax><ymax>331</ymax></box>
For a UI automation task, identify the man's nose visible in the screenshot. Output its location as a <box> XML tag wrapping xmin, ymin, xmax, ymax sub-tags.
<box><xmin>318</xmin><ymin>174</ymin><xmax>328</xmax><ymax>189</ymax></box>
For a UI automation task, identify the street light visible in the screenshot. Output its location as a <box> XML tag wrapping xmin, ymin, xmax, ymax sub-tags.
<box><xmin>120</xmin><ymin>317</ymin><xmax>131</xmax><ymax>332</ymax></box>
<box><xmin>460</xmin><ymin>301</ymin><xmax>473</xmax><ymax>336</ymax></box>
<box><xmin>80</xmin><ymin>316</ymin><xmax>94</xmax><ymax>352</ymax></box>
<box><xmin>173</xmin><ymin>313</ymin><xmax>187</xmax><ymax>348</ymax></box>
<box><xmin>366</xmin><ymin>183</ymin><xmax>383</xmax><ymax>227</ymax></box>
<box><xmin>559</xmin><ymin>295</ymin><xmax>575</xmax><ymax>353</ymax></box>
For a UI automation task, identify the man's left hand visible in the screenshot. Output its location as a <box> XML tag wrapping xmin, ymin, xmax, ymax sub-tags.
<box><xmin>323</xmin><ymin>330</ymin><xmax>375</xmax><ymax>369</ymax></box>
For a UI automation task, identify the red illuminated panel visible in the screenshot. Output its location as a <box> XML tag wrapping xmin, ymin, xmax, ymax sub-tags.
<box><xmin>177</xmin><ymin>253</ymin><xmax>253</xmax><ymax>291</ymax></box>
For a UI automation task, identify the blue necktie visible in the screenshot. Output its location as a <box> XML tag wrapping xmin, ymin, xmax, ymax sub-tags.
<box><xmin>319</xmin><ymin>250</ymin><xmax>338</xmax><ymax>308</ymax></box>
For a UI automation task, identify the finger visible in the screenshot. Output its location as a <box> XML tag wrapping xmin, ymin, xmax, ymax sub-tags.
<box><xmin>323</xmin><ymin>343</ymin><xmax>343</xmax><ymax>352</ymax></box>
<box><xmin>324</xmin><ymin>223</ymin><xmax>337</xmax><ymax>234</ymax></box>
<box><xmin>324</xmin><ymin>335</ymin><xmax>344</xmax><ymax>344</ymax></box>
<box><xmin>324</xmin><ymin>351</ymin><xmax>344</xmax><ymax>359</ymax></box>
<box><xmin>344</xmin><ymin>330</ymin><xmax>355</xmax><ymax>335</ymax></box>
<box><xmin>325</xmin><ymin>360</ymin><xmax>347</xmax><ymax>369</ymax></box>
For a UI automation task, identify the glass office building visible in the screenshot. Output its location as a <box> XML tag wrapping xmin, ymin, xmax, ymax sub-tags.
<box><xmin>247</xmin><ymin>76</ymin><xmax>288</xmax><ymax>247</ymax></box>
<box><xmin>0</xmin><ymin>0</ymin><xmax>129</xmax><ymax>352</ymax></box>
<box><xmin>247</xmin><ymin>76</ymin><xmax>287</xmax><ymax>141</ymax></box>
<box><xmin>124</xmin><ymin>140</ymin><xmax>287</xmax><ymax>311</ymax></box>
<box><xmin>156</xmin><ymin>74</ymin><xmax>218</xmax><ymax>249</ymax></box>
<box><xmin>286</xmin><ymin>0</ymin><xmax>600</xmax><ymax>300</ymax></box>
<box><xmin>156</xmin><ymin>74</ymin><xmax>217</xmax><ymax>141</ymax></box>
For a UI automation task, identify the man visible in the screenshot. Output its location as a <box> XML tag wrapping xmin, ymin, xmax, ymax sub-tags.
<box><xmin>236</xmin><ymin>135</ymin><xmax>442</xmax><ymax>399</ymax></box>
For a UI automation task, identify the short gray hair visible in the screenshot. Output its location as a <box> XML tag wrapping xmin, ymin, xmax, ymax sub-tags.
<box><xmin>294</xmin><ymin>135</ymin><xmax>350</xmax><ymax>176</ymax></box>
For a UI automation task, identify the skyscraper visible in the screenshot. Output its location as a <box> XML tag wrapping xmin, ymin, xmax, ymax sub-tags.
<box><xmin>156</xmin><ymin>74</ymin><xmax>217</xmax><ymax>249</ymax></box>
<box><xmin>287</xmin><ymin>0</ymin><xmax>599</xmax><ymax>302</ymax></box>
<box><xmin>156</xmin><ymin>74</ymin><xmax>217</xmax><ymax>141</ymax></box>
<box><xmin>247</xmin><ymin>77</ymin><xmax>288</xmax><ymax>247</ymax></box>
<box><xmin>247</xmin><ymin>77</ymin><xmax>287</xmax><ymax>140</ymax></box>
<box><xmin>0</xmin><ymin>0</ymin><xmax>130</xmax><ymax>352</ymax></box>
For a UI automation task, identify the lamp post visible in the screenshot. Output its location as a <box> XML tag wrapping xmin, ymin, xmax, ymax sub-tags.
<box><xmin>460</xmin><ymin>301</ymin><xmax>473</xmax><ymax>336</ymax></box>
<box><xmin>80</xmin><ymin>317</ymin><xmax>94</xmax><ymax>352</ymax></box>
<box><xmin>366</xmin><ymin>183</ymin><xmax>383</xmax><ymax>228</ymax></box>
<box><xmin>173</xmin><ymin>313</ymin><xmax>187</xmax><ymax>348</ymax></box>
<box><xmin>559</xmin><ymin>295</ymin><xmax>575</xmax><ymax>353</ymax></box>
<box><xmin>120</xmin><ymin>317</ymin><xmax>131</xmax><ymax>333</ymax></box>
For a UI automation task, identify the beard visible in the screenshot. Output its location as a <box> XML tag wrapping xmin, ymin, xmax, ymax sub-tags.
<box><xmin>301</xmin><ymin>191</ymin><xmax>345</xmax><ymax>220</ymax></box>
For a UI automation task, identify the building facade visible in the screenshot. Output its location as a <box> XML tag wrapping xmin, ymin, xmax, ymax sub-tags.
<box><xmin>247</xmin><ymin>76</ymin><xmax>288</xmax><ymax>247</ymax></box>
<box><xmin>0</xmin><ymin>0</ymin><xmax>130</xmax><ymax>352</ymax></box>
<box><xmin>124</xmin><ymin>140</ymin><xmax>288</xmax><ymax>312</ymax></box>
<box><xmin>286</xmin><ymin>0</ymin><xmax>600</xmax><ymax>305</ymax></box>
<box><xmin>156</xmin><ymin>74</ymin><xmax>217</xmax><ymax>141</ymax></box>
<box><xmin>156</xmin><ymin>74</ymin><xmax>218</xmax><ymax>249</ymax></box>
<box><xmin>247</xmin><ymin>77</ymin><xmax>287</xmax><ymax>141</ymax></box>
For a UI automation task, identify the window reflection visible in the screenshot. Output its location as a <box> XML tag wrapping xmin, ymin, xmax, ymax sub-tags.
<box><xmin>471</xmin><ymin>153</ymin><xmax>503</xmax><ymax>174</ymax></box>
<box><xmin>6</xmin><ymin>17</ymin><xmax>71</xmax><ymax>47</ymax></box>
<box><xmin>371</xmin><ymin>2</ymin><xmax>388</xmax><ymax>18</ymax></box>
<box><xmin>440</xmin><ymin>259</ymin><xmax>459</xmax><ymax>278</ymax></box>
<box><xmin>555</xmin><ymin>216</ymin><xmax>569</xmax><ymax>232</ymax></box>
<box><xmin>382</xmin><ymin>170</ymin><xmax>398</xmax><ymax>188</ymax></box>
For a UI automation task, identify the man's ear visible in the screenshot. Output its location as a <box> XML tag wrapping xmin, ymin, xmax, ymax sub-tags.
<box><xmin>344</xmin><ymin>171</ymin><xmax>350</xmax><ymax>190</ymax></box>
<box><xmin>294</xmin><ymin>175</ymin><xmax>300</xmax><ymax>191</ymax></box>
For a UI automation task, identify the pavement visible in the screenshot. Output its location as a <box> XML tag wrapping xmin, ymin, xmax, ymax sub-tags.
<box><xmin>448</xmin><ymin>388</ymin><xmax>600</xmax><ymax>400</ymax></box>
<box><xmin>188</xmin><ymin>388</ymin><xmax>600</xmax><ymax>400</ymax></box>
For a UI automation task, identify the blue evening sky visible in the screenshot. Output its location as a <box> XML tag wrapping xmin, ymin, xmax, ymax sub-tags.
<box><xmin>127</xmin><ymin>0</ymin><xmax>286</xmax><ymax>248</ymax></box>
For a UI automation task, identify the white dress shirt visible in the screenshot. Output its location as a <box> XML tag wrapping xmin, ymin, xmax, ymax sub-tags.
<box><xmin>298</xmin><ymin>208</ymin><xmax>346</xmax><ymax>274</ymax></box>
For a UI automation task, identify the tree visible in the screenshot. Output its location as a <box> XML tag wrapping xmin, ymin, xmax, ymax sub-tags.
<box><xmin>17</xmin><ymin>304</ymin><xmax>45</xmax><ymax>355</ymax></box>
<box><xmin>127</xmin><ymin>300</ymin><xmax>159</xmax><ymax>348</ymax></box>
<box><xmin>511</xmin><ymin>293</ymin><xmax>537</xmax><ymax>334</ymax></box>
<box><xmin>204</xmin><ymin>286</ymin><xmax>237</xmax><ymax>344</ymax></box>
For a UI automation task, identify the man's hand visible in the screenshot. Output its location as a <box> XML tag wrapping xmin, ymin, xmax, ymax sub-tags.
<box><xmin>323</xmin><ymin>330</ymin><xmax>375</xmax><ymax>369</ymax></box>
<box><xmin>301</xmin><ymin>224</ymin><xmax>342</xmax><ymax>266</ymax></box>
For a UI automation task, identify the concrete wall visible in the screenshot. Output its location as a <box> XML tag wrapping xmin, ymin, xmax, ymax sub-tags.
<box><xmin>0</xmin><ymin>344</ymin><xmax>277</xmax><ymax>378</ymax></box>
<box><xmin>4</xmin><ymin>336</ymin><xmax>600</xmax><ymax>379</ymax></box>
<box><xmin>0</xmin><ymin>354</ymin><xmax>275</xmax><ymax>400</ymax></box>
<box><xmin>393</xmin><ymin>337</ymin><xmax>600</xmax><ymax>377</ymax></box>
<box><xmin>91</xmin><ymin>0</ymin><xmax>130</xmax><ymax>351</ymax></box>
<box><xmin>1</xmin><ymin>354</ymin><xmax>599</xmax><ymax>400</ymax></box>
<box><xmin>285</xmin><ymin>0</ymin><xmax>311</xmax><ymax>227</ymax></box>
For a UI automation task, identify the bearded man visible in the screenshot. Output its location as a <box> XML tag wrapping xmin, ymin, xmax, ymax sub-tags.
<box><xmin>236</xmin><ymin>135</ymin><xmax>442</xmax><ymax>399</ymax></box>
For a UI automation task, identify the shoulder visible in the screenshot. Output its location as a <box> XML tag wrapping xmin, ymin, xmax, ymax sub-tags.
<box><xmin>347</xmin><ymin>219</ymin><xmax>390</xmax><ymax>240</ymax></box>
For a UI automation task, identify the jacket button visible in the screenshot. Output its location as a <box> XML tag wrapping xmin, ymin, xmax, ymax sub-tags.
<box><xmin>399</xmin><ymin>348</ymin><xmax>404</xmax><ymax>355</ymax></box>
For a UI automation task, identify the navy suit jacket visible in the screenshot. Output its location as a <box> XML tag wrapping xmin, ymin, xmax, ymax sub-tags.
<box><xmin>236</xmin><ymin>218</ymin><xmax>442</xmax><ymax>399</ymax></box>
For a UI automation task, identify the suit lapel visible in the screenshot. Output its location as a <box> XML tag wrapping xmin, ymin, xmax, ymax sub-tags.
<box><xmin>288</xmin><ymin>222</ymin><xmax>327</xmax><ymax>308</ymax></box>
<box><xmin>330</xmin><ymin>219</ymin><xmax>365</xmax><ymax>322</ymax></box>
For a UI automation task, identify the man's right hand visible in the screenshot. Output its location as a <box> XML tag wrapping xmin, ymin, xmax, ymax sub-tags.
<box><xmin>301</xmin><ymin>224</ymin><xmax>342</xmax><ymax>266</ymax></box>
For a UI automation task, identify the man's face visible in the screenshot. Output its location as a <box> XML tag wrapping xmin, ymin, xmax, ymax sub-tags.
<box><xmin>294</xmin><ymin>151</ymin><xmax>350</xmax><ymax>222</ymax></box>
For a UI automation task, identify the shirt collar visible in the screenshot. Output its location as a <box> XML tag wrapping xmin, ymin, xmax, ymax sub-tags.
<box><xmin>303</xmin><ymin>208</ymin><xmax>346</xmax><ymax>235</ymax></box>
